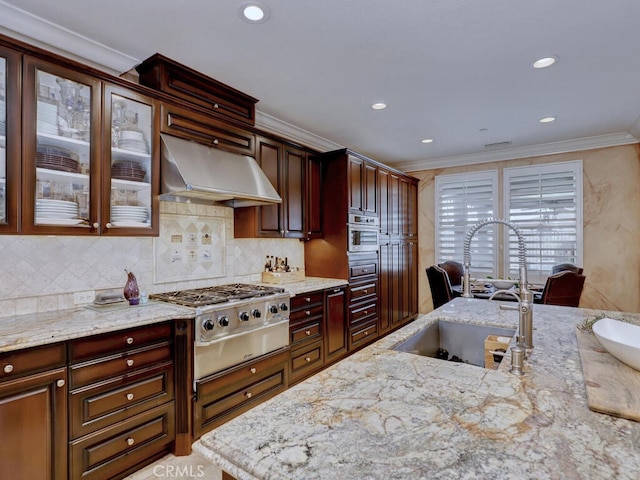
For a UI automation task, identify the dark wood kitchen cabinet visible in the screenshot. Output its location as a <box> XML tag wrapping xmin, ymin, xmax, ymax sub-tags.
<box><xmin>234</xmin><ymin>135</ymin><xmax>308</xmax><ymax>239</ymax></box>
<box><xmin>0</xmin><ymin>44</ymin><xmax>21</xmax><ymax>234</ymax></box>
<box><xmin>194</xmin><ymin>348</ymin><xmax>289</xmax><ymax>439</ymax></box>
<box><xmin>349</xmin><ymin>154</ymin><xmax>377</xmax><ymax>216</ymax></box>
<box><xmin>67</xmin><ymin>322</ymin><xmax>175</xmax><ymax>480</ymax></box>
<box><xmin>0</xmin><ymin>343</ymin><xmax>67</xmax><ymax>480</ymax></box>
<box><xmin>289</xmin><ymin>291</ymin><xmax>325</xmax><ymax>384</ymax></box>
<box><xmin>324</xmin><ymin>286</ymin><xmax>347</xmax><ymax>364</ymax></box>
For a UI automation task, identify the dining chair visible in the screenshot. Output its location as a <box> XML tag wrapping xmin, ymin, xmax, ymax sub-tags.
<box><xmin>550</xmin><ymin>263</ymin><xmax>584</xmax><ymax>275</ymax></box>
<box><xmin>426</xmin><ymin>265</ymin><xmax>455</xmax><ymax>309</ymax></box>
<box><xmin>540</xmin><ymin>271</ymin><xmax>586</xmax><ymax>307</ymax></box>
<box><xmin>437</xmin><ymin>260</ymin><xmax>464</xmax><ymax>287</ymax></box>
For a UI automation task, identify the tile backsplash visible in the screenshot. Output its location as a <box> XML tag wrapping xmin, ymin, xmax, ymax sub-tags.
<box><xmin>0</xmin><ymin>201</ymin><xmax>304</xmax><ymax>318</ymax></box>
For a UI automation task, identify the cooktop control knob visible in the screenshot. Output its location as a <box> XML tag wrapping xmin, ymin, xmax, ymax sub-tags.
<box><xmin>269</xmin><ymin>305</ymin><xmax>278</xmax><ymax>314</ymax></box>
<box><xmin>202</xmin><ymin>318</ymin><xmax>215</xmax><ymax>331</ymax></box>
<box><xmin>279</xmin><ymin>303</ymin><xmax>289</xmax><ymax>311</ymax></box>
<box><xmin>239</xmin><ymin>311</ymin><xmax>250</xmax><ymax>322</ymax></box>
<box><xmin>252</xmin><ymin>309</ymin><xmax>262</xmax><ymax>318</ymax></box>
<box><xmin>218</xmin><ymin>315</ymin><xmax>230</xmax><ymax>327</ymax></box>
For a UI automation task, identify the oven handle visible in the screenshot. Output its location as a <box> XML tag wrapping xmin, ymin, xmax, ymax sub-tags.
<box><xmin>194</xmin><ymin>317</ymin><xmax>290</xmax><ymax>347</ymax></box>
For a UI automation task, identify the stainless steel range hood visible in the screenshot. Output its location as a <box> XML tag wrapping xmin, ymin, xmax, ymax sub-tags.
<box><xmin>160</xmin><ymin>134</ymin><xmax>281</xmax><ymax>207</ymax></box>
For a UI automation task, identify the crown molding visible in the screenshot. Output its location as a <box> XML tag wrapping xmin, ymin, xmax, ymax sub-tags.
<box><xmin>396</xmin><ymin>132</ymin><xmax>639</xmax><ymax>172</ymax></box>
<box><xmin>255</xmin><ymin>110</ymin><xmax>343</xmax><ymax>152</ymax></box>
<box><xmin>0</xmin><ymin>1</ymin><xmax>139</xmax><ymax>75</ymax></box>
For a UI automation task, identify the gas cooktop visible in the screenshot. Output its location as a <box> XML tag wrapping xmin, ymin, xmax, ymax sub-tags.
<box><xmin>150</xmin><ymin>283</ymin><xmax>286</xmax><ymax>308</ymax></box>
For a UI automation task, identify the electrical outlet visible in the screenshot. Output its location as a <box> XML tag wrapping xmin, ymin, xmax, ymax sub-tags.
<box><xmin>74</xmin><ymin>290</ymin><xmax>95</xmax><ymax>304</ymax></box>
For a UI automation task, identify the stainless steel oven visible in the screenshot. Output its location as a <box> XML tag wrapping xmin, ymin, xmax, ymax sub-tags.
<box><xmin>347</xmin><ymin>214</ymin><xmax>379</xmax><ymax>252</ymax></box>
<box><xmin>151</xmin><ymin>284</ymin><xmax>290</xmax><ymax>389</ymax></box>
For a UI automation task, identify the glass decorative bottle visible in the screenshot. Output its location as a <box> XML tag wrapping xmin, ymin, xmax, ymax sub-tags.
<box><xmin>123</xmin><ymin>269</ymin><xmax>140</xmax><ymax>305</ymax></box>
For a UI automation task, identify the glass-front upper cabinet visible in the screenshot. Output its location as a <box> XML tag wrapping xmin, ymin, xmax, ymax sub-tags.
<box><xmin>0</xmin><ymin>45</ymin><xmax>20</xmax><ymax>234</ymax></box>
<box><xmin>102</xmin><ymin>84</ymin><xmax>159</xmax><ymax>236</ymax></box>
<box><xmin>22</xmin><ymin>57</ymin><xmax>101</xmax><ymax>235</ymax></box>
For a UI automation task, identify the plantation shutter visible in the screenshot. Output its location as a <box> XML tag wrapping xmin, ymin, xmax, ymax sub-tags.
<box><xmin>435</xmin><ymin>171</ymin><xmax>498</xmax><ymax>278</ymax></box>
<box><xmin>504</xmin><ymin>161</ymin><xmax>583</xmax><ymax>282</ymax></box>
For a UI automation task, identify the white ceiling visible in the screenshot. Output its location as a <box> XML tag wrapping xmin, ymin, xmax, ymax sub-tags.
<box><xmin>2</xmin><ymin>0</ymin><xmax>640</xmax><ymax>170</ymax></box>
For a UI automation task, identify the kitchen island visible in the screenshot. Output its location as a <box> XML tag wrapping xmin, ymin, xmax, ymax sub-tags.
<box><xmin>194</xmin><ymin>298</ymin><xmax>640</xmax><ymax>479</ymax></box>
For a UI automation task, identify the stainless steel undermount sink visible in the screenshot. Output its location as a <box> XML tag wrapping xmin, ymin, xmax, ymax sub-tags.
<box><xmin>393</xmin><ymin>320</ymin><xmax>516</xmax><ymax>368</ymax></box>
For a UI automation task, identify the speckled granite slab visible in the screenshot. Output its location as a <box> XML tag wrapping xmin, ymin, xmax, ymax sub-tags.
<box><xmin>195</xmin><ymin>299</ymin><xmax>640</xmax><ymax>480</ymax></box>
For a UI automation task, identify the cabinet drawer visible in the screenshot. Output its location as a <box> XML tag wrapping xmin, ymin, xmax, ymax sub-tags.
<box><xmin>0</xmin><ymin>343</ymin><xmax>66</xmax><ymax>380</ymax></box>
<box><xmin>348</xmin><ymin>321</ymin><xmax>378</xmax><ymax>351</ymax></box>
<box><xmin>161</xmin><ymin>104</ymin><xmax>255</xmax><ymax>156</ymax></box>
<box><xmin>290</xmin><ymin>320</ymin><xmax>322</xmax><ymax>346</ymax></box>
<box><xmin>70</xmin><ymin>362</ymin><xmax>174</xmax><ymax>438</ymax></box>
<box><xmin>70</xmin><ymin>342</ymin><xmax>173</xmax><ymax>389</ymax></box>
<box><xmin>289</xmin><ymin>303</ymin><xmax>323</xmax><ymax>323</ymax></box>
<box><xmin>289</xmin><ymin>341</ymin><xmax>323</xmax><ymax>383</ymax></box>
<box><xmin>291</xmin><ymin>291</ymin><xmax>324</xmax><ymax>311</ymax></box>
<box><xmin>350</xmin><ymin>263</ymin><xmax>377</xmax><ymax>279</ymax></box>
<box><xmin>350</xmin><ymin>282</ymin><xmax>377</xmax><ymax>302</ymax></box>
<box><xmin>70</xmin><ymin>323</ymin><xmax>172</xmax><ymax>362</ymax></box>
<box><xmin>69</xmin><ymin>402</ymin><xmax>175</xmax><ymax>480</ymax></box>
<box><xmin>348</xmin><ymin>302</ymin><xmax>377</xmax><ymax>327</ymax></box>
<box><xmin>194</xmin><ymin>349</ymin><xmax>288</xmax><ymax>437</ymax></box>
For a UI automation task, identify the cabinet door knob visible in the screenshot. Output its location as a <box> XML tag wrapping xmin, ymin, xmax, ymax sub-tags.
<box><xmin>305</xmin><ymin>357</ymin><xmax>311</xmax><ymax>363</ymax></box>
<box><xmin>126</xmin><ymin>359</ymin><xmax>135</xmax><ymax>367</ymax></box>
<box><xmin>126</xmin><ymin>337</ymin><xmax>134</xmax><ymax>345</ymax></box>
<box><xmin>126</xmin><ymin>437</ymin><xmax>135</xmax><ymax>446</ymax></box>
<box><xmin>305</xmin><ymin>297</ymin><xmax>311</xmax><ymax>303</ymax></box>
<box><xmin>250</xmin><ymin>367</ymin><xmax>257</xmax><ymax>374</ymax></box>
<box><xmin>3</xmin><ymin>364</ymin><xmax>13</xmax><ymax>374</ymax></box>
<box><xmin>245</xmin><ymin>391</ymin><xmax>252</xmax><ymax>399</ymax></box>
<box><xmin>305</xmin><ymin>330</ymin><xmax>311</xmax><ymax>336</ymax></box>
<box><xmin>92</xmin><ymin>222</ymin><xmax>99</xmax><ymax>229</ymax></box>
<box><xmin>213</xmin><ymin>139</ymin><xmax>219</xmax><ymax>145</ymax></box>
<box><xmin>364</xmin><ymin>289</ymin><xmax>369</xmax><ymax>294</ymax></box>
<box><xmin>56</xmin><ymin>379</ymin><xmax>65</xmax><ymax>388</ymax></box>
<box><xmin>126</xmin><ymin>393</ymin><xmax>134</xmax><ymax>401</ymax></box>
<box><xmin>305</xmin><ymin>310</ymin><xmax>311</xmax><ymax>316</ymax></box>
<box><xmin>213</xmin><ymin>103</ymin><xmax>219</xmax><ymax>109</ymax></box>
<box><xmin>105</xmin><ymin>223</ymin><xmax>113</xmax><ymax>229</ymax></box>
<box><xmin>364</xmin><ymin>330</ymin><xmax>369</xmax><ymax>336</ymax></box>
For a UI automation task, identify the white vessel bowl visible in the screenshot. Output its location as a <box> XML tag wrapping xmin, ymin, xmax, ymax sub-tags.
<box><xmin>592</xmin><ymin>318</ymin><xmax>640</xmax><ymax>371</ymax></box>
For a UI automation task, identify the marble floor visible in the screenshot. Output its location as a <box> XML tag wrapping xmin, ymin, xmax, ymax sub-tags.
<box><xmin>124</xmin><ymin>452</ymin><xmax>222</xmax><ymax>480</ymax></box>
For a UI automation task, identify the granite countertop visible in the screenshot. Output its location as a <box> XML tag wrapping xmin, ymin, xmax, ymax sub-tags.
<box><xmin>0</xmin><ymin>277</ymin><xmax>347</xmax><ymax>354</ymax></box>
<box><xmin>194</xmin><ymin>298</ymin><xmax>640</xmax><ymax>480</ymax></box>
<box><xmin>277</xmin><ymin>277</ymin><xmax>348</xmax><ymax>296</ymax></box>
<box><xmin>0</xmin><ymin>301</ymin><xmax>194</xmax><ymax>353</ymax></box>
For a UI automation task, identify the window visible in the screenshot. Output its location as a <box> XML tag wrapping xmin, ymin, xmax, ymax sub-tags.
<box><xmin>434</xmin><ymin>161</ymin><xmax>583</xmax><ymax>282</ymax></box>
<box><xmin>435</xmin><ymin>171</ymin><xmax>498</xmax><ymax>278</ymax></box>
<box><xmin>504</xmin><ymin>161</ymin><xmax>583</xmax><ymax>282</ymax></box>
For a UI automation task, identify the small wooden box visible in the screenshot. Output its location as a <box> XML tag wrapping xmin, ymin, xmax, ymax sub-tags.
<box><xmin>261</xmin><ymin>269</ymin><xmax>305</xmax><ymax>284</ymax></box>
<box><xmin>484</xmin><ymin>335</ymin><xmax>511</xmax><ymax>369</ymax></box>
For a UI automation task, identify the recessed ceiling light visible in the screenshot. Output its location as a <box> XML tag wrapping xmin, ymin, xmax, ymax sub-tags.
<box><xmin>240</xmin><ymin>3</ymin><xmax>270</xmax><ymax>23</ymax></box>
<box><xmin>421</xmin><ymin>138</ymin><xmax>434</xmax><ymax>144</ymax></box>
<box><xmin>532</xmin><ymin>56</ymin><xmax>558</xmax><ymax>69</ymax></box>
<box><xmin>371</xmin><ymin>103</ymin><xmax>387</xmax><ymax>110</ymax></box>
<box><xmin>539</xmin><ymin>116</ymin><xmax>556</xmax><ymax>123</ymax></box>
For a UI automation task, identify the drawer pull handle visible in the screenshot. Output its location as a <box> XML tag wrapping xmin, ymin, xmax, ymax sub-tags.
<box><xmin>305</xmin><ymin>310</ymin><xmax>311</xmax><ymax>316</ymax></box>
<box><xmin>126</xmin><ymin>393</ymin><xmax>134</xmax><ymax>401</ymax></box>
<box><xmin>250</xmin><ymin>367</ymin><xmax>257</xmax><ymax>374</ymax></box>
<box><xmin>364</xmin><ymin>330</ymin><xmax>369</xmax><ymax>336</ymax></box>
<box><xmin>364</xmin><ymin>290</ymin><xmax>368</xmax><ymax>294</ymax></box>
<box><xmin>213</xmin><ymin>103</ymin><xmax>219</xmax><ymax>109</ymax></box>
<box><xmin>364</xmin><ymin>310</ymin><xmax>368</xmax><ymax>315</ymax></box>
<box><xmin>305</xmin><ymin>330</ymin><xmax>311</xmax><ymax>336</ymax></box>
<box><xmin>56</xmin><ymin>379</ymin><xmax>65</xmax><ymax>388</ymax></box>
<box><xmin>245</xmin><ymin>392</ymin><xmax>252</xmax><ymax>399</ymax></box>
<box><xmin>363</xmin><ymin>269</ymin><xmax>368</xmax><ymax>273</ymax></box>
<box><xmin>126</xmin><ymin>359</ymin><xmax>135</xmax><ymax>367</ymax></box>
<box><xmin>126</xmin><ymin>337</ymin><xmax>134</xmax><ymax>345</ymax></box>
<box><xmin>126</xmin><ymin>437</ymin><xmax>135</xmax><ymax>446</ymax></box>
<box><xmin>305</xmin><ymin>297</ymin><xmax>311</xmax><ymax>303</ymax></box>
<box><xmin>3</xmin><ymin>364</ymin><xmax>13</xmax><ymax>374</ymax></box>
<box><xmin>213</xmin><ymin>139</ymin><xmax>219</xmax><ymax>145</ymax></box>
<box><xmin>305</xmin><ymin>357</ymin><xmax>312</xmax><ymax>363</ymax></box>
